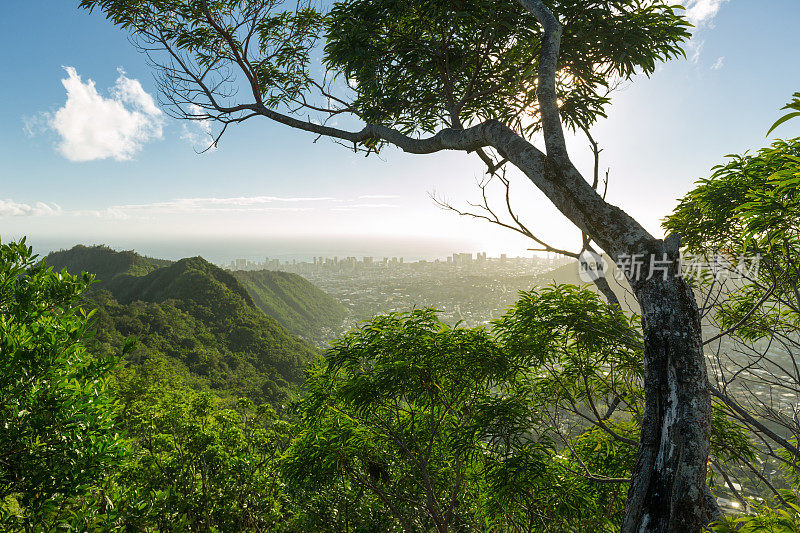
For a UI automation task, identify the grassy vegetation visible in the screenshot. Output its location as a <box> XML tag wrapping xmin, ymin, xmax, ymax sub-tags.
<box><xmin>234</xmin><ymin>269</ymin><xmax>347</xmax><ymax>341</ymax></box>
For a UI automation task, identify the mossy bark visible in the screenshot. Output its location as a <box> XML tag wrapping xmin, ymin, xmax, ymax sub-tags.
<box><xmin>621</xmin><ymin>247</ymin><xmax>712</xmax><ymax>532</ymax></box>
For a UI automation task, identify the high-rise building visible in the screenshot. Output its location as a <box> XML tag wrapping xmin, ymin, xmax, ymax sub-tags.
<box><xmin>453</xmin><ymin>252</ymin><xmax>472</xmax><ymax>266</ymax></box>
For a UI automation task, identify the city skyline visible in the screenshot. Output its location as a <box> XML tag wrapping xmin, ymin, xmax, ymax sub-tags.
<box><xmin>221</xmin><ymin>250</ymin><xmax>569</xmax><ymax>272</ymax></box>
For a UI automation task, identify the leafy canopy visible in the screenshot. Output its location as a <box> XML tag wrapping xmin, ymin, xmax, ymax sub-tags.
<box><xmin>79</xmin><ymin>0</ymin><xmax>691</xmax><ymax>139</ymax></box>
<box><xmin>325</xmin><ymin>0</ymin><xmax>690</xmax><ymax>133</ymax></box>
<box><xmin>103</xmin><ymin>361</ymin><xmax>292</xmax><ymax>531</ymax></box>
<box><xmin>285</xmin><ymin>286</ymin><xmax>643</xmax><ymax>531</ymax></box>
<box><xmin>0</xmin><ymin>240</ymin><xmax>126</xmax><ymax>527</ymax></box>
<box><xmin>665</xmin><ymin>138</ymin><xmax>800</xmax><ymax>342</ymax></box>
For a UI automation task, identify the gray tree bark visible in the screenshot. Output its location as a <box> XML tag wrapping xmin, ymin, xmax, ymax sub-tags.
<box><xmin>620</xmin><ymin>245</ymin><xmax>712</xmax><ymax>532</ymax></box>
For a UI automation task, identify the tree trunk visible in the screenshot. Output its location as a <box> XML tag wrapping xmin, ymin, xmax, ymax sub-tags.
<box><xmin>621</xmin><ymin>246</ymin><xmax>712</xmax><ymax>532</ymax></box>
<box><xmin>487</xmin><ymin>116</ymin><xmax>716</xmax><ymax>530</ymax></box>
<box><xmin>592</xmin><ymin>273</ymin><xmax>620</xmax><ymax>307</ymax></box>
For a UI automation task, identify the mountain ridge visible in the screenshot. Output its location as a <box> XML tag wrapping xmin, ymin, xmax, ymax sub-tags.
<box><xmin>46</xmin><ymin>245</ymin><xmax>347</xmax><ymax>342</ymax></box>
<box><xmin>44</xmin><ymin>245</ymin><xmax>330</xmax><ymax>403</ymax></box>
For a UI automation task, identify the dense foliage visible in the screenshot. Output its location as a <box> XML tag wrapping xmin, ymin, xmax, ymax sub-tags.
<box><xmin>283</xmin><ymin>285</ymin><xmax>748</xmax><ymax>532</ymax></box>
<box><xmin>285</xmin><ymin>309</ymin><xmax>529</xmax><ymax>532</ymax></box>
<box><xmin>47</xmin><ymin>246</ymin><xmax>323</xmax><ymax>402</ymax></box>
<box><xmin>87</xmin><ymin>289</ymin><xmax>309</xmax><ymax>403</ymax></box>
<box><xmin>666</xmin><ymin>134</ymin><xmax>800</xmax><ymax>527</ymax></box>
<box><xmin>104</xmin><ymin>361</ymin><xmax>292</xmax><ymax>531</ymax></box>
<box><xmin>88</xmin><ymin>258</ymin><xmax>318</xmax><ymax>403</ymax></box>
<box><xmin>0</xmin><ymin>237</ymin><xmax>780</xmax><ymax>531</ymax></box>
<box><xmin>0</xmin><ymin>241</ymin><xmax>126</xmax><ymax>528</ymax></box>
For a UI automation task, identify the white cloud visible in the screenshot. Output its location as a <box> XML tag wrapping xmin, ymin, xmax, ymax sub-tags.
<box><xmin>683</xmin><ymin>0</ymin><xmax>729</xmax><ymax>27</ymax></box>
<box><xmin>45</xmin><ymin>194</ymin><xmax>401</xmax><ymax>220</ymax></box>
<box><xmin>0</xmin><ymin>199</ymin><xmax>61</xmax><ymax>217</ymax></box>
<box><xmin>680</xmin><ymin>0</ymin><xmax>729</xmax><ymax>64</ymax></box>
<box><xmin>46</xmin><ymin>67</ymin><xmax>164</xmax><ymax>162</ymax></box>
<box><xmin>711</xmin><ymin>56</ymin><xmax>725</xmax><ymax>70</ymax></box>
<box><xmin>74</xmin><ymin>207</ymin><xmax>131</xmax><ymax>220</ymax></box>
<box><xmin>78</xmin><ymin>195</ymin><xmax>337</xmax><ymax>218</ymax></box>
<box><xmin>688</xmin><ymin>40</ymin><xmax>705</xmax><ymax>64</ymax></box>
<box><xmin>358</xmin><ymin>194</ymin><xmax>401</xmax><ymax>200</ymax></box>
<box><xmin>331</xmin><ymin>203</ymin><xmax>400</xmax><ymax>212</ymax></box>
<box><xmin>180</xmin><ymin>104</ymin><xmax>214</xmax><ymax>149</ymax></box>
<box><xmin>177</xmin><ymin>196</ymin><xmax>336</xmax><ymax>207</ymax></box>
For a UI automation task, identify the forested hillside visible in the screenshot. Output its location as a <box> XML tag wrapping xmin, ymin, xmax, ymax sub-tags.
<box><xmin>48</xmin><ymin>245</ymin><xmax>347</xmax><ymax>344</ymax></box>
<box><xmin>46</xmin><ymin>244</ymin><xmax>171</xmax><ymax>284</ymax></box>
<box><xmin>5</xmin><ymin>0</ymin><xmax>798</xmax><ymax>526</ymax></box>
<box><xmin>233</xmin><ymin>269</ymin><xmax>347</xmax><ymax>341</ymax></box>
<box><xmin>47</xmin><ymin>246</ymin><xmax>320</xmax><ymax>403</ymax></box>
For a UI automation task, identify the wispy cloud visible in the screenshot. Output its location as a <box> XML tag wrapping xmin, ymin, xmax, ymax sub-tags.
<box><xmin>681</xmin><ymin>0</ymin><xmax>729</xmax><ymax>65</ymax></box>
<box><xmin>331</xmin><ymin>203</ymin><xmax>400</xmax><ymax>212</ymax></box>
<box><xmin>0</xmin><ymin>199</ymin><xmax>61</xmax><ymax>217</ymax></box>
<box><xmin>688</xmin><ymin>40</ymin><xmax>705</xmax><ymax>64</ymax></box>
<box><xmin>169</xmin><ymin>195</ymin><xmax>337</xmax><ymax>206</ymax></box>
<box><xmin>81</xmin><ymin>195</ymin><xmax>337</xmax><ymax>218</ymax></box>
<box><xmin>358</xmin><ymin>194</ymin><xmax>401</xmax><ymax>200</ymax></box>
<box><xmin>105</xmin><ymin>195</ymin><xmax>398</xmax><ymax>213</ymax></box>
<box><xmin>36</xmin><ymin>67</ymin><xmax>164</xmax><ymax>162</ymax></box>
<box><xmin>683</xmin><ymin>0</ymin><xmax>729</xmax><ymax>27</ymax></box>
<box><xmin>9</xmin><ymin>194</ymin><xmax>402</xmax><ymax>220</ymax></box>
<box><xmin>711</xmin><ymin>56</ymin><xmax>725</xmax><ymax>70</ymax></box>
<box><xmin>180</xmin><ymin>104</ymin><xmax>214</xmax><ymax>150</ymax></box>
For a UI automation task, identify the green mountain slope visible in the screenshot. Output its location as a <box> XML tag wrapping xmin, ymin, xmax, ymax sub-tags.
<box><xmin>48</xmin><ymin>245</ymin><xmax>348</xmax><ymax>344</ymax></box>
<box><xmin>233</xmin><ymin>270</ymin><xmax>347</xmax><ymax>341</ymax></box>
<box><xmin>110</xmin><ymin>256</ymin><xmax>256</xmax><ymax>310</ymax></box>
<box><xmin>46</xmin><ymin>246</ymin><xmax>319</xmax><ymax>403</ymax></box>
<box><xmin>46</xmin><ymin>244</ymin><xmax>171</xmax><ymax>284</ymax></box>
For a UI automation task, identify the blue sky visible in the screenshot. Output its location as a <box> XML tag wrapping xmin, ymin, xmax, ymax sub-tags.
<box><xmin>2</xmin><ymin>0</ymin><xmax>800</xmax><ymax>260</ymax></box>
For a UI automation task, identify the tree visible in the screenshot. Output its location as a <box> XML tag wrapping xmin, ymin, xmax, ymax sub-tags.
<box><xmin>99</xmin><ymin>359</ymin><xmax>291</xmax><ymax>531</ymax></box>
<box><xmin>79</xmin><ymin>0</ymin><xmax>715</xmax><ymax>529</ymax></box>
<box><xmin>0</xmin><ymin>240</ymin><xmax>125</xmax><ymax>529</ymax></box>
<box><xmin>284</xmin><ymin>309</ymin><xmax>515</xmax><ymax>532</ymax></box>
<box><xmin>283</xmin><ymin>287</ymin><xmax>640</xmax><ymax>532</ymax></box>
<box><xmin>284</xmin><ymin>285</ymin><xmax>756</xmax><ymax>531</ymax></box>
<box><xmin>666</xmin><ymin>135</ymin><xmax>800</xmax><ymax>521</ymax></box>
